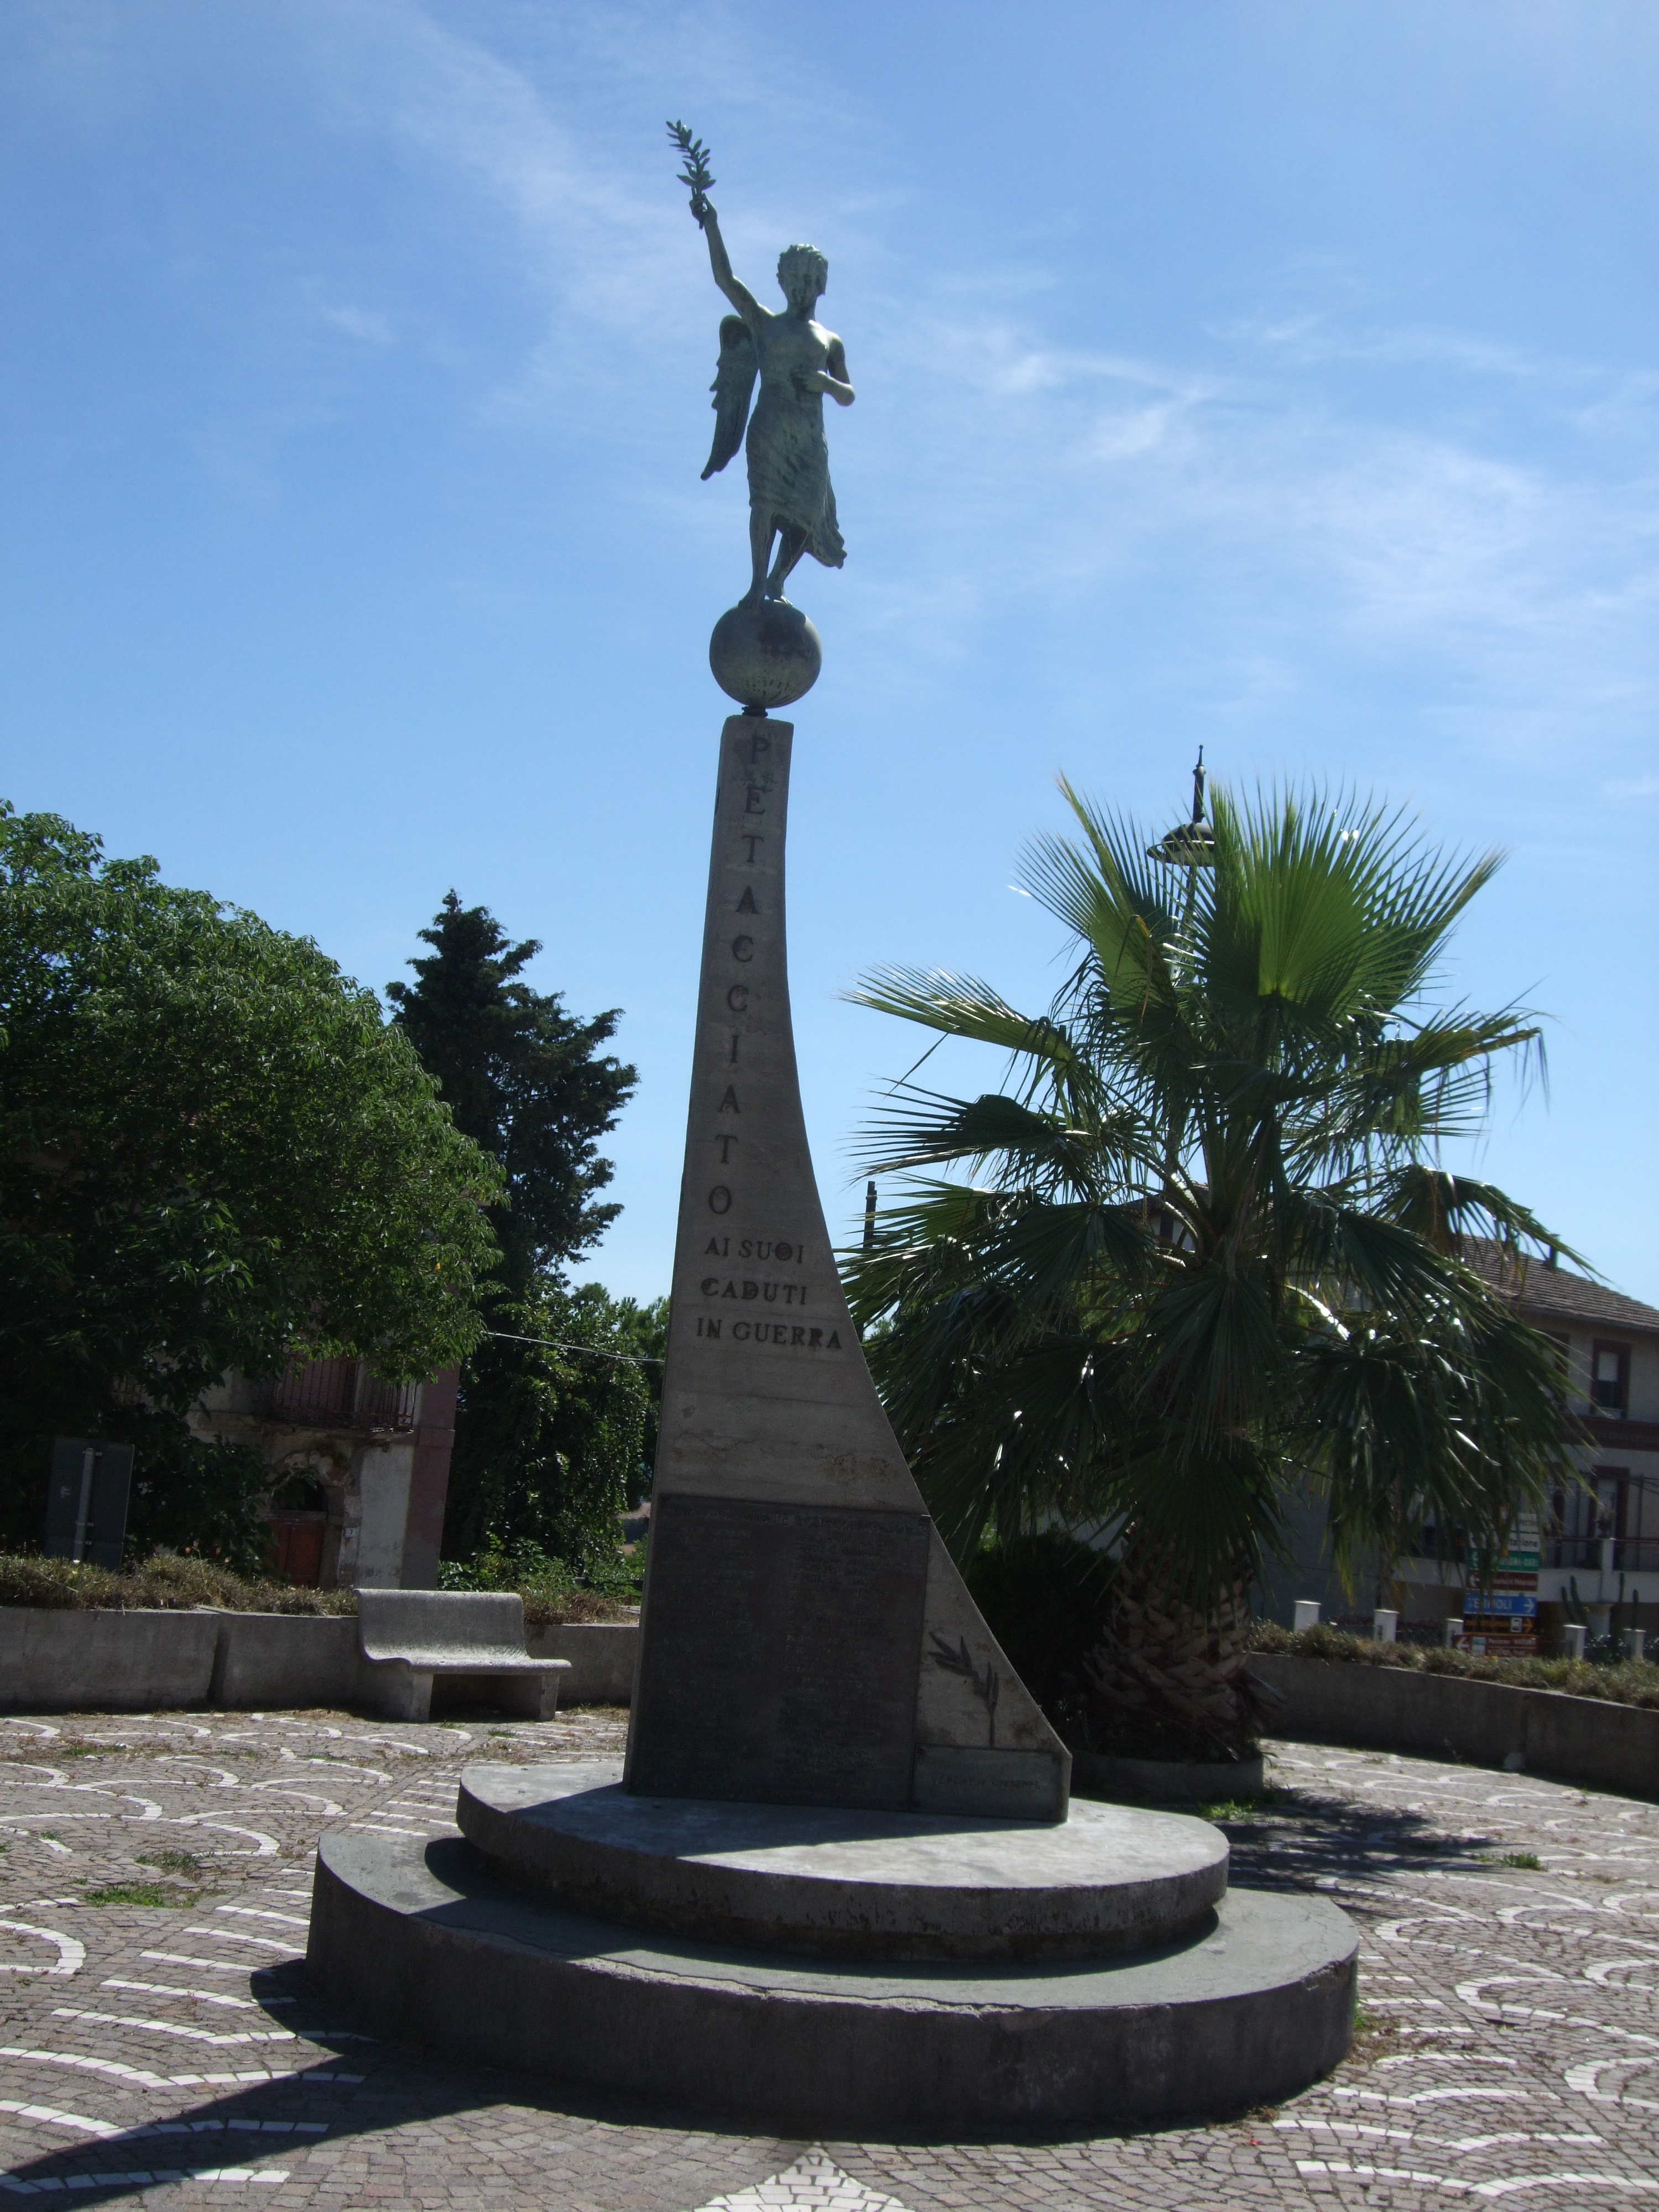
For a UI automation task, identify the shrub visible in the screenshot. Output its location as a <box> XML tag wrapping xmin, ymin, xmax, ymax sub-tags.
<box><xmin>0</xmin><ymin>1547</ymin><xmax>635</xmax><ymax>1624</ymax></box>
<box><xmin>962</xmin><ymin>1531</ymin><xmax>1112</xmax><ymax>1723</ymax></box>
<box><xmin>437</xmin><ymin>1536</ymin><xmax>640</xmax><ymax>1625</ymax></box>
<box><xmin>1247</xmin><ymin>1620</ymin><xmax>1659</xmax><ymax>1712</ymax></box>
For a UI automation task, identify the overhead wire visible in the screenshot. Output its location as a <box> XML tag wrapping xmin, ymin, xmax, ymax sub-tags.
<box><xmin>483</xmin><ymin>1328</ymin><xmax>664</xmax><ymax>1368</ymax></box>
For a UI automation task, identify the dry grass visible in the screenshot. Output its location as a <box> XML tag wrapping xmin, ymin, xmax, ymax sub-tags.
<box><xmin>0</xmin><ymin>1550</ymin><xmax>358</xmax><ymax>1614</ymax></box>
<box><xmin>518</xmin><ymin>1585</ymin><xmax>637</xmax><ymax>1627</ymax></box>
<box><xmin>1248</xmin><ymin>1620</ymin><xmax>1659</xmax><ymax>1712</ymax></box>
<box><xmin>0</xmin><ymin>1550</ymin><xmax>636</xmax><ymax>1625</ymax></box>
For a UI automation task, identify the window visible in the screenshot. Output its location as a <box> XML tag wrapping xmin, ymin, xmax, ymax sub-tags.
<box><xmin>1591</xmin><ymin>1339</ymin><xmax>1630</xmax><ymax>1417</ymax></box>
<box><xmin>1592</xmin><ymin>1467</ymin><xmax>1629</xmax><ymax>1538</ymax></box>
<box><xmin>270</xmin><ymin>1472</ymin><xmax>327</xmax><ymax>1514</ymax></box>
<box><xmin>1540</xmin><ymin>1329</ymin><xmax>1570</xmax><ymax>1407</ymax></box>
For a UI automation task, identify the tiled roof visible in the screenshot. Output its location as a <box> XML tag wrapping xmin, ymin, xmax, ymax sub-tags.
<box><xmin>1463</xmin><ymin>1237</ymin><xmax>1659</xmax><ymax>1336</ymax></box>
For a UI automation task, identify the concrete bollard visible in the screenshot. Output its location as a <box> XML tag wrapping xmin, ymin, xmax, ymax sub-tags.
<box><xmin>1373</xmin><ymin>1609</ymin><xmax>1398</xmax><ymax>1644</ymax></box>
<box><xmin>1444</xmin><ymin>1616</ymin><xmax>1464</xmax><ymax>1647</ymax></box>
<box><xmin>1623</xmin><ymin>1627</ymin><xmax>1647</xmax><ymax>1662</ymax></box>
<box><xmin>1563</xmin><ymin>1623</ymin><xmax>1587</xmax><ymax>1661</ymax></box>
<box><xmin>1293</xmin><ymin>1600</ymin><xmax>1321</xmax><ymax>1632</ymax></box>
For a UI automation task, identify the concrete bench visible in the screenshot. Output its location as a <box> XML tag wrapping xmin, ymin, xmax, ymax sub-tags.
<box><xmin>356</xmin><ymin>1590</ymin><xmax>571</xmax><ymax>1723</ymax></box>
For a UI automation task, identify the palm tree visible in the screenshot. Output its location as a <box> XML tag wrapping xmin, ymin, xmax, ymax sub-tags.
<box><xmin>844</xmin><ymin>777</ymin><xmax>1578</xmax><ymax>1762</ymax></box>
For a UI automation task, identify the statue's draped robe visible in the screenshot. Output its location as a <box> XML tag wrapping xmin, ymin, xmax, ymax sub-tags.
<box><xmin>747</xmin><ymin>349</ymin><xmax>845</xmax><ymax>571</ymax></box>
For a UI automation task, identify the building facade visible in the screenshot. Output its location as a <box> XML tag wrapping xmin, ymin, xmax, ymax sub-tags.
<box><xmin>194</xmin><ymin>1358</ymin><xmax>460</xmax><ymax>1589</ymax></box>
<box><xmin>1258</xmin><ymin>1247</ymin><xmax>1659</xmax><ymax>1640</ymax></box>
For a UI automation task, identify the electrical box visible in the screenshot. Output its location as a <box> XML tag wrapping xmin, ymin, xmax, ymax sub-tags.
<box><xmin>44</xmin><ymin>1438</ymin><xmax>134</xmax><ymax>1571</ymax></box>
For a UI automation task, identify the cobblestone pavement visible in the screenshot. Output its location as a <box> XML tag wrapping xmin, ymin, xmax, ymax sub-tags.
<box><xmin>2</xmin><ymin>1705</ymin><xmax>1657</xmax><ymax>2209</ymax></box>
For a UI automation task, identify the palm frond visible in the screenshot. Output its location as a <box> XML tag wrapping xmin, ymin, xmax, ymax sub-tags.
<box><xmin>1293</xmin><ymin>1288</ymin><xmax>1578</xmax><ymax>1580</ymax></box>
<box><xmin>1098</xmin><ymin>1431</ymin><xmax>1286</xmax><ymax>1600</ymax></box>
<box><xmin>844</xmin><ymin>771</ymin><xmax>1566</xmax><ymax>1629</ymax></box>
<box><xmin>1377</xmin><ymin>1166</ymin><xmax>1587</xmax><ymax>1271</ymax></box>
<box><xmin>1209</xmin><ymin>782</ymin><xmax>1505</xmax><ymax>1021</ymax></box>
<box><xmin>844</xmin><ymin>967</ymin><xmax>1067</xmax><ymax>1065</ymax></box>
<box><xmin>1133</xmin><ymin>1261</ymin><xmax>1286</xmax><ymax>1447</ymax></box>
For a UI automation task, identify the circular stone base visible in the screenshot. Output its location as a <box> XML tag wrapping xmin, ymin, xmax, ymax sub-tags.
<box><xmin>457</xmin><ymin>1761</ymin><xmax>1228</xmax><ymax>1960</ymax></box>
<box><xmin>308</xmin><ymin>1830</ymin><xmax>1358</xmax><ymax>2131</ymax></box>
<box><xmin>709</xmin><ymin>599</ymin><xmax>822</xmax><ymax>709</ymax></box>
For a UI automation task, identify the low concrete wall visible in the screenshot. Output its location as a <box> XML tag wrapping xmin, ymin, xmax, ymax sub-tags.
<box><xmin>526</xmin><ymin>1622</ymin><xmax>637</xmax><ymax>1704</ymax></box>
<box><xmin>1</xmin><ymin>1606</ymin><xmax>643</xmax><ymax>1715</ymax></box>
<box><xmin>0</xmin><ymin>1606</ymin><xmax>221</xmax><ymax>1712</ymax></box>
<box><xmin>1250</xmin><ymin>1652</ymin><xmax>1659</xmax><ymax>1799</ymax></box>
<box><xmin>208</xmin><ymin>1613</ymin><xmax>362</xmax><ymax>1709</ymax></box>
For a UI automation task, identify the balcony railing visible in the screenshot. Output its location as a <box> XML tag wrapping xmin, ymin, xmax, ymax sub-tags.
<box><xmin>1547</xmin><ymin>1535</ymin><xmax>1659</xmax><ymax>1574</ymax></box>
<box><xmin>264</xmin><ymin>1359</ymin><xmax>419</xmax><ymax>1433</ymax></box>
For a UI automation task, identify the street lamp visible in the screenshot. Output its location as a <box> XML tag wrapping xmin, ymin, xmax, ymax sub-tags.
<box><xmin>1146</xmin><ymin>748</ymin><xmax>1215</xmax><ymax>870</ymax></box>
<box><xmin>1144</xmin><ymin>748</ymin><xmax>1214</xmax><ymax>1208</ymax></box>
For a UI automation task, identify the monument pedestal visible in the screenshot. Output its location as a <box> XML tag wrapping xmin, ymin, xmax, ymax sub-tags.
<box><xmin>307</xmin><ymin>708</ymin><xmax>1355</xmax><ymax>2122</ymax></box>
<box><xmin>308</xmin><ymin>1796</ymin><xmax>1355</xmax><ymax>2128</ymax></box>
<box><xmin>455</xmin><ymin>1760</ymin><xmax>1228</xmax><ymax>1960</ymax></box>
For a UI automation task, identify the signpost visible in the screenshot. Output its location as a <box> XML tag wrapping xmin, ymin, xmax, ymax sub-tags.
<box><xmin>1462</xmin><ymin>1511</ymin><xmax>1540</xmax><ymax>1656</ymax></box>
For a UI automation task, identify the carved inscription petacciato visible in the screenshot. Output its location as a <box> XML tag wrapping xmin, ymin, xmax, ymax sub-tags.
<box><xmin>702</xmin><ymin>727</ymin><xmax>775</xmax><ymax>1222</ymax></box>
<box><xmin>676</xmin><ymin>728</ymin><xmax>845</xmax><ymax>1357</ymax></box>
<box><xmin>685</xmin><ymin>731</ymin><xmax>841</xmax><ymax>1354</ymax></box>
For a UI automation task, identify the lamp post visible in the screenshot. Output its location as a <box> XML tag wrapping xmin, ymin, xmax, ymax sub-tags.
<box><xmin>1145</xmin><ymin>747</ymin><xmax>1215</xmax><ymax>877</ymax></box>
<box><xmin>1144</xmin><ymin>750</ymin><xmax>1215</xmax><ymax>1203</ymax></box>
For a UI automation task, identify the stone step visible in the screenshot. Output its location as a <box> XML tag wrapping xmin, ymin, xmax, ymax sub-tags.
<box><xmin>456</xmin><ymin>1758</ymin><xmax>1228</xmax><ymax>1961</ymax></box>
<box><xmin>307</xmin><ymin>1828</ymin><xmax>1357</xmax><ymax>2130</ymax></box>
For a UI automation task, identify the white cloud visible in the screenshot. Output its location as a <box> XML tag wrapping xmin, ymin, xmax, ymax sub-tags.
<box><xmin>202</xmin><ymin>1</ymin><xmax>1657</xmax><ymax>772</ymax></box>
<box><xmin>827</xmin><ymin>259</ymin><xmax>1659</xmax><ymax>771</ymax></box>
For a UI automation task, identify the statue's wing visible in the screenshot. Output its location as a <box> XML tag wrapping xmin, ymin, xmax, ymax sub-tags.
<box><xmin>701</xmin><ymin>315</ymin><xmax>756</xmax><ymax>479</ymax></box>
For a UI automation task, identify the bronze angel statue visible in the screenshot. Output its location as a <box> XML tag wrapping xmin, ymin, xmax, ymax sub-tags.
<box><xmin>670</xmin><ymin>124</ymin><xmax>854</xmax><ymax>609</ymax></box>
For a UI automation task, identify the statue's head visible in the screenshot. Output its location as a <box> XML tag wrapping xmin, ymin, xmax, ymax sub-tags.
<box><xmin>776</xmin><ymin>243</ymin><xmax>828</xmax><ymax>311</ymax></box>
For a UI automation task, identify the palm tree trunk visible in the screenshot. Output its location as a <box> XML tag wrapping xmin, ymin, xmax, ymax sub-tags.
<box><xmin>1082</xmin><ymin>1537</ymin><xmax>1261</xmax><ymax>1762</ymax></box>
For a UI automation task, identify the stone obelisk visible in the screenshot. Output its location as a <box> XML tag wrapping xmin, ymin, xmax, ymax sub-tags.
<box><xmin>627</xmin><ymin>132</ymin><xmax>1066</xmax><ymax>1817</ymax></box>
<box><xmin>625</xmin><ymin>711</ymin><xmax>1070</xmax><ymax>1819</ymax></box>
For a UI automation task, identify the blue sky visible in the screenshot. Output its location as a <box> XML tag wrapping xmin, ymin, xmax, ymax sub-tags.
<box><xmin>3</xmin><ymin>1</ymin><xmax>1655</xmax><ymax>1304</ymax></box>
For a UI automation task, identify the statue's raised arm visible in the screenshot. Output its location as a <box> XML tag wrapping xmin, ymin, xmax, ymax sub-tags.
<box><xmin>698</xmin><ymin>205</ymin><xmax>765</xmax><ymax>332</ymax></box>
<box><xmin>667</xmin><ymin>121</ymin><xmax>853</xmax><ymax>652</ymax></box>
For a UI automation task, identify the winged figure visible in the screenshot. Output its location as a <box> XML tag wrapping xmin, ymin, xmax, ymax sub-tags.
<box><xmin>702</xmin><ymin>316</ymin><xmax>755</xmax><ymax>481</ymax></box>
<box><xmin>691</xmin><ymin>206</ymin><xmax>855</xmax><ymax>608</ymax></box>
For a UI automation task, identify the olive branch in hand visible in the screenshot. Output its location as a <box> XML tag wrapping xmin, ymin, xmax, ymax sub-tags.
<box><xmin>666</xmin><ymin>121</ymin><xmax>714</xmax><ymax>223</ymax></box>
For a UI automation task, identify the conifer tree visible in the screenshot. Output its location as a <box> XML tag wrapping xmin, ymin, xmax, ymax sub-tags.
<box><xmin>387</xmin><ymin>895</ymin><xmax>637</xmax><ymax>1292</ymax></box>
<box><xmin>388</xmin><ymin>895</ymin><xmax>644</xmax><ymax>1568</ymax></box>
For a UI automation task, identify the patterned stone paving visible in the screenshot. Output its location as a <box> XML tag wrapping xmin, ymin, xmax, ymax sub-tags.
<box><xmin>1</xmin><ymin>1703</ymin><xmax>1656</xmax><ymax>2207</ymax></box>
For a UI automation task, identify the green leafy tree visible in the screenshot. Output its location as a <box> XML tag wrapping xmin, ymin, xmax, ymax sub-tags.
<box><xmin>441</xmin><ymin>1282</ymin><xmax>650</xmax><ymax>1572</ymax></box>
<box><xmin>0</xmin><ymin>804</ymin><xmax>503</xmax><ymax>1563</ymax></box>
<box><xmin>845</xmin><ymin>780</ymin><xmax>1578</xmax><ymax>1760</ymax></box>
<box><xmin>611</xmin><ymin>1293</ymin><xmax>669</xmax><ymax>1496</ymax></box>
<box><xmin>386</xmin><ymin>893</ymin><xmax>644</xmax><ymax>1567</ymax></box>
<box><xmin>387</xmin><ymin>895</ymin><xmax>637</xmax><ymax>1292</ymax></box>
